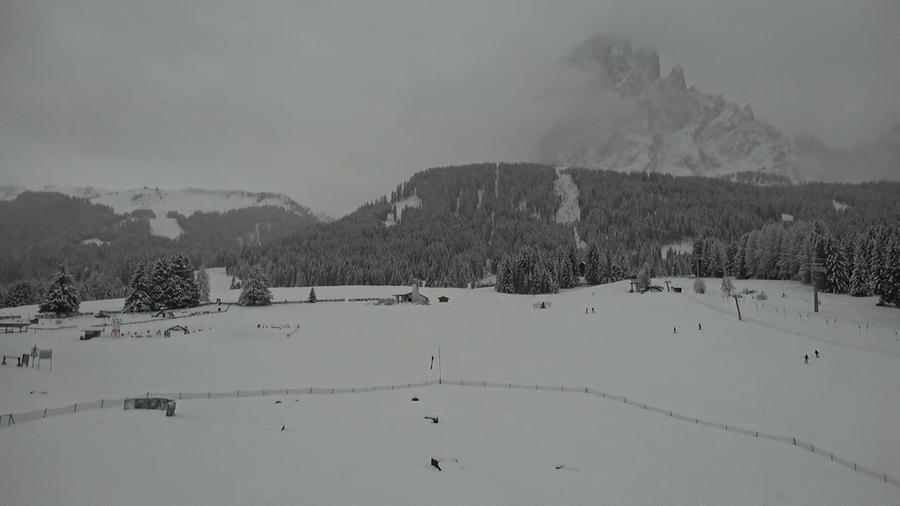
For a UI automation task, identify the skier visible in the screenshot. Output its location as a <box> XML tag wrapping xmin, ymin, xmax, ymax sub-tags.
<box><xmin>814</xmin><ymin>350</ymin><xmax>819</xmax><ymax>359</ymax></box>
<box><xmin>673</xmin><ymin>326</ymin><xmax>677</xmax><ymax>334</ymax></box>
<box><xmin>585</xmin><ymin>308</ymin><xmax>588</xmax><ymax>314</ymax></box>
<box><xmin>804</xmin><ymin>354</ymin><xmax>809</xmax><ymax>364</ymax></box>
<box><xmin>591</xmin><ymin>307</ymin><xmax>595</xmax><ymax>314</ymax></box>
<box><xmin>698</xmin><ymin>323</ymin><xmax>702</xmax><ymax>331</ymax></box>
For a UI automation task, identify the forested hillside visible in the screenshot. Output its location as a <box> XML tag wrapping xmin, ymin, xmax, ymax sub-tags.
<box><xmin>231</xmin><ymin>164</ymin><xmax>900</xmax><ymax>291</ymax></box>
<box><xmin>0</xmin><ymin>192</ymin><xmax>317</xmax><ymax>306</ymax></box>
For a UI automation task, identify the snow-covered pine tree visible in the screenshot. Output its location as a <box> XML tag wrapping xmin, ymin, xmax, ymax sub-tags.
<box><xmin>495</xmin><ymin>257</ymin><xmax>515</xmax><ymax>294</ymax></box>
<box><xmin>123</xmin><ymin>262</ymin><xmax>154</xmax><ymax>312</ymax></box>
<box><xmin>691</xmin><ymin>239</ymin><xmax>705</xmax><ymax>277</ymax></box>
<box><xmin>868</xmin><ymin>227</ymin><xmax>890</xmax><ymax>302</ymax></box>
<box><xmin>849</xmin><ymin>233</ymin><xmax>870</xmax><ymax>297</ymax></box>
<box><xmin>586</xmin><ymin>243</ymin><xmax>602</xmax><ymax>285</ymax></box>
<box><xmin>703</xmin><ymin>237</ymin><xmax>723</xmax><ymax>278</ymax></box>
<box><xmin>169</xmin><ymin>254</ymin><xmax>200</xmax><ymax>309</ymax></box>
<box><xmin>558</xmin><ymin>254</ymin><xmax>576</xmax><ymax>289</ymax></box>
<box><xmin>567</xmin><ymin>246</ymin><xmax>581</xmax><ymax>279</ymax></box>
<box><xmin>229</xmin><ymin>275</ymin><xmax>241</xmax><ymax>290</ymax></box>
<box><xmin>732</xmin><ymin>235</ymin><xmax>748</xmax><ymax>279</ymax></box>
<box><xmin>40</xmin><ymin>264</ymin><xmax>81</xmax><ymax>316</ymax></box>
<box><xmin>149</xmin><ymin>257</ymin><xmax>174</xmax><ymax>309</ymax></box>
<box><xmin>541</xmin><ymin>256</ymin><xmax>560</xmax><ymax>294</ymax></box>
<box><xmin>693</xmin><ymin>277</ymin><xmax>706</xmax><ymax>294</ymax></box>
<box><xmin>238</xmin><ymin>267</ymin><xmax>273</xmax><ymax>306</ymax></box>
<box><xmin>196</xmin><ymin>266</ymin><xmax>211</xmax><ymax>303</ymax></box>
<box><xmin>824</xmin><ymin>238</ymin><xmax>850</xmax><ymax>294</ymax></box>
<box><xmin>308</xmin><ymin>287</ymin><xmax>317</xmax><ymax>303</ymax></box>
<box><xmin>883</xmin><ymin>229</ymin><xmax>900</xmax><ymax>306</ymax></box>
<box><xmin>3</xmin><ymin>282</ymin><xmax>35</xmax><ymax>308</ymax></box>
<box><xmin>636</xmin><ymin>265</ymin><xmax>652</xmax><ymax>292</ymax></box>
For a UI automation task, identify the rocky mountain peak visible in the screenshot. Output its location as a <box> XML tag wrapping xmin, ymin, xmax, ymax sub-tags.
<box><xmin>551</xmin><ymin>35</ymin><xmax>799</xmax><ymax>181</ymax></box>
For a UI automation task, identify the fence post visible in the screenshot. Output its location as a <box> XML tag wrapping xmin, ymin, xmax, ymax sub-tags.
<box><xmin>74</xmin><ymin>404</ymin><xmax>77</xmax><ymax>413</ymax></box>
<box><xmin>101</xmin><ymin>399</ymin><xmax>104</xmax><ymax>408</ymax></box>
<box><xmin>146</xmin><ymin>392</ymin><xmax>149</xmax><ymax>398</ymax></box>
<box><xmin>179</xmin><ymin>393</ymin><xmax>182</xmax><ymax>400</ymax></box>
<box><xmin>44</xmin><ymin>408</ymin><xmax>47</xmax><ymax>418</ymax></box>
<box><xmin>208</xmin><ymin>392</ymin><xmax>211</xmax><ymax>399</ymax></box>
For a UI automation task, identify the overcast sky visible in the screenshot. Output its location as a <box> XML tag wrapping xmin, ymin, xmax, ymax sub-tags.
<box><xmin>1</xmin><ymin>0</ymin><xmax>898</xmax><ymax>216</ymax></box>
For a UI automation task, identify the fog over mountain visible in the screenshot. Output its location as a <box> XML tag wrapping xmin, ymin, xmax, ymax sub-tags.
<box><xmin>1</xmin><ymin>0</ymin><xmax>898</xmax><ymax>216</ymax></box>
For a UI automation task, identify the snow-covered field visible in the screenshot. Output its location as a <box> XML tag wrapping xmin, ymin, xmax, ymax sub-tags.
<box><xmin>1</xmin><ymin>272</ymin><xmax>899</xmax><ymax>504</ymax></box>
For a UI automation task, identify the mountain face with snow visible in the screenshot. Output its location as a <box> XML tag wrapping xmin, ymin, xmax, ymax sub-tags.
<box><xmin>91</xmin><ymin>188</ymin><xmax>314</xmax><ymax>238</ymax></box>
<box><xmin>0</xmin><ymin>185</ymin><xmax>109</xmax><ymax>201</ymax></box>
<box><xmin>546</xmin><ymin>36</ymin><xmax>798</xmax><ymax>180</ymax></box>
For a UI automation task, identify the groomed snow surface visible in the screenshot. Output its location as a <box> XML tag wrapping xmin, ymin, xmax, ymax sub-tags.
<box><xmin>1</xmin><ymin>270</ymin><xmax>899</xmax><ymax>504</ymax></box>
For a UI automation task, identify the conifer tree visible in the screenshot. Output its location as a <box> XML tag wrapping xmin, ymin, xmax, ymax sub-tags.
<box><xmin>123</xmin><ymin>262</ymin><xmax>154</xmax><ymax>312</ymax></box>
<box><xmin>238</xmin><ymin>267</ymin><xmax>273</xmax><ymax>306</ymax></box>
<box><xmin>849</xmin><ymin>234</ymin><xmax>870</xmax><ymax>297</ymax></box>
<box><xmin>824</xmin><ymin>238</ymin><xmax>850</xmax><ymax>294</ymax></box>
<box><xmin>40</xmin><ymin>264</ymin><xmax>81</xmax><ymax>316</ymax></box>
<box><xmin>558</xmin><ymin>255</ymin><xmax>576</xmax><ymax>289</ymax></box>
<box><xmin>150</xmin><ymin>257</ymin><xmax>174</xmax><ymax>309</ymax></box>
<box><xmin>196</xmin><ymin>266</ymin><xmax>211</xmax><ymax>303</ymax></box>
<box><xmin>495</xmin><ymin>257</ymin><xmax>515</xmax><ymax>294</ymax></box>
<box><xmin>586</xmin><ymin>243</ymin><xmax>602</xmax><ymax>285</ymax></box>
<box><xmin>308</xmin><ymin>287</ymin><xmax>317</xmax><ymax>303</ymax></box>
<box><xmin>169</xmin><ymin>254</ymin><xmax>200</xmax><ymax>309</ymax></box>
<box><xmin>3</xmin><ymin>282</ymin><xmax>35</xmax><ymax>308</ymax></box>
<box><xmin>636</xmin><ymin>265</ymin><xmax>652</xmax><ymax>292</ymax></box>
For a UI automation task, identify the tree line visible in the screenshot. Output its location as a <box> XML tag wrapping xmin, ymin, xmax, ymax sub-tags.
<box><xmin>694</xmin><ymin>222</ymin><xmax>900</xmax><ymax>307</ymax></box>
<box><xmin>123</xmin><ymin>254</ymin><xmax>208</xmax><ymax>312</ymax></box>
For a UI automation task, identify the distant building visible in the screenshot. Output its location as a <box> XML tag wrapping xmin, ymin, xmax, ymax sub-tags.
<box><xmin>393</xmin><ymin>285</ymin><xmax>430</xmax><ymax>305</ymax></box>
<box><xmin>438</xmin><ymin>296</ymin><xmax>449</xmax><ymax>303</ymax></box>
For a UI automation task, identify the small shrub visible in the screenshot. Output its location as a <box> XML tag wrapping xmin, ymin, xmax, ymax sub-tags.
<box><xmin>693</xmin><ymin>278</ymin><xmax>706</xmax><ymax>294</ymax></box>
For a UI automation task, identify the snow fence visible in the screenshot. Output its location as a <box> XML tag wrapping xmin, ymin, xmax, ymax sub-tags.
<box><xmin>1</xmin><ymin>379</ymin><xmax>896</xmax><ymax>489</ymax></box>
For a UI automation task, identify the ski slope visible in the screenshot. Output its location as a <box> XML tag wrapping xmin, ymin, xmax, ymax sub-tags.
<box><xmin>1</xmin><ymin>273</ymin><xmax>898</xmax><ymax>504</ymax></box>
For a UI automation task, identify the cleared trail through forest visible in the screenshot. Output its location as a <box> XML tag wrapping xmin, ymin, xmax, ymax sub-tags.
<box><xmin>3</xmin><ymin>379</ymin><xmax>897</xmax><ymax>490</ymax></box>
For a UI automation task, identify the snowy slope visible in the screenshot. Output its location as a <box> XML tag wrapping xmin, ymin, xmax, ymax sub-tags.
<box><xmin>552</xmin><ymin>168</ymin><xmax>580</xmax><ymax>225</ymax></box>
<box><xmin>91</xmin><ymin>188</ymin><xmax>312</xmax><ymax>238</ymax></box>
<box><xmin>1</xmin><ymin>276</ymin><xmax>899</xmax><ymax>504</ymax></box>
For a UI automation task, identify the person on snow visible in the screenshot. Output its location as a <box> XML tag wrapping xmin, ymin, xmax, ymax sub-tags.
<box><xmin>814</xmin><ymin>350</ymin><xmax>819</xmax><ymax>358</ymax></box>
<box><xmin>804</xmin><ymin>354</ymin><xmax>809</xmax><ymax>364</ymax></box>
<box><xmin>698</xmin><ymin>323</ymin><xmax>702</xmax><ymax>331</ymax></box>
